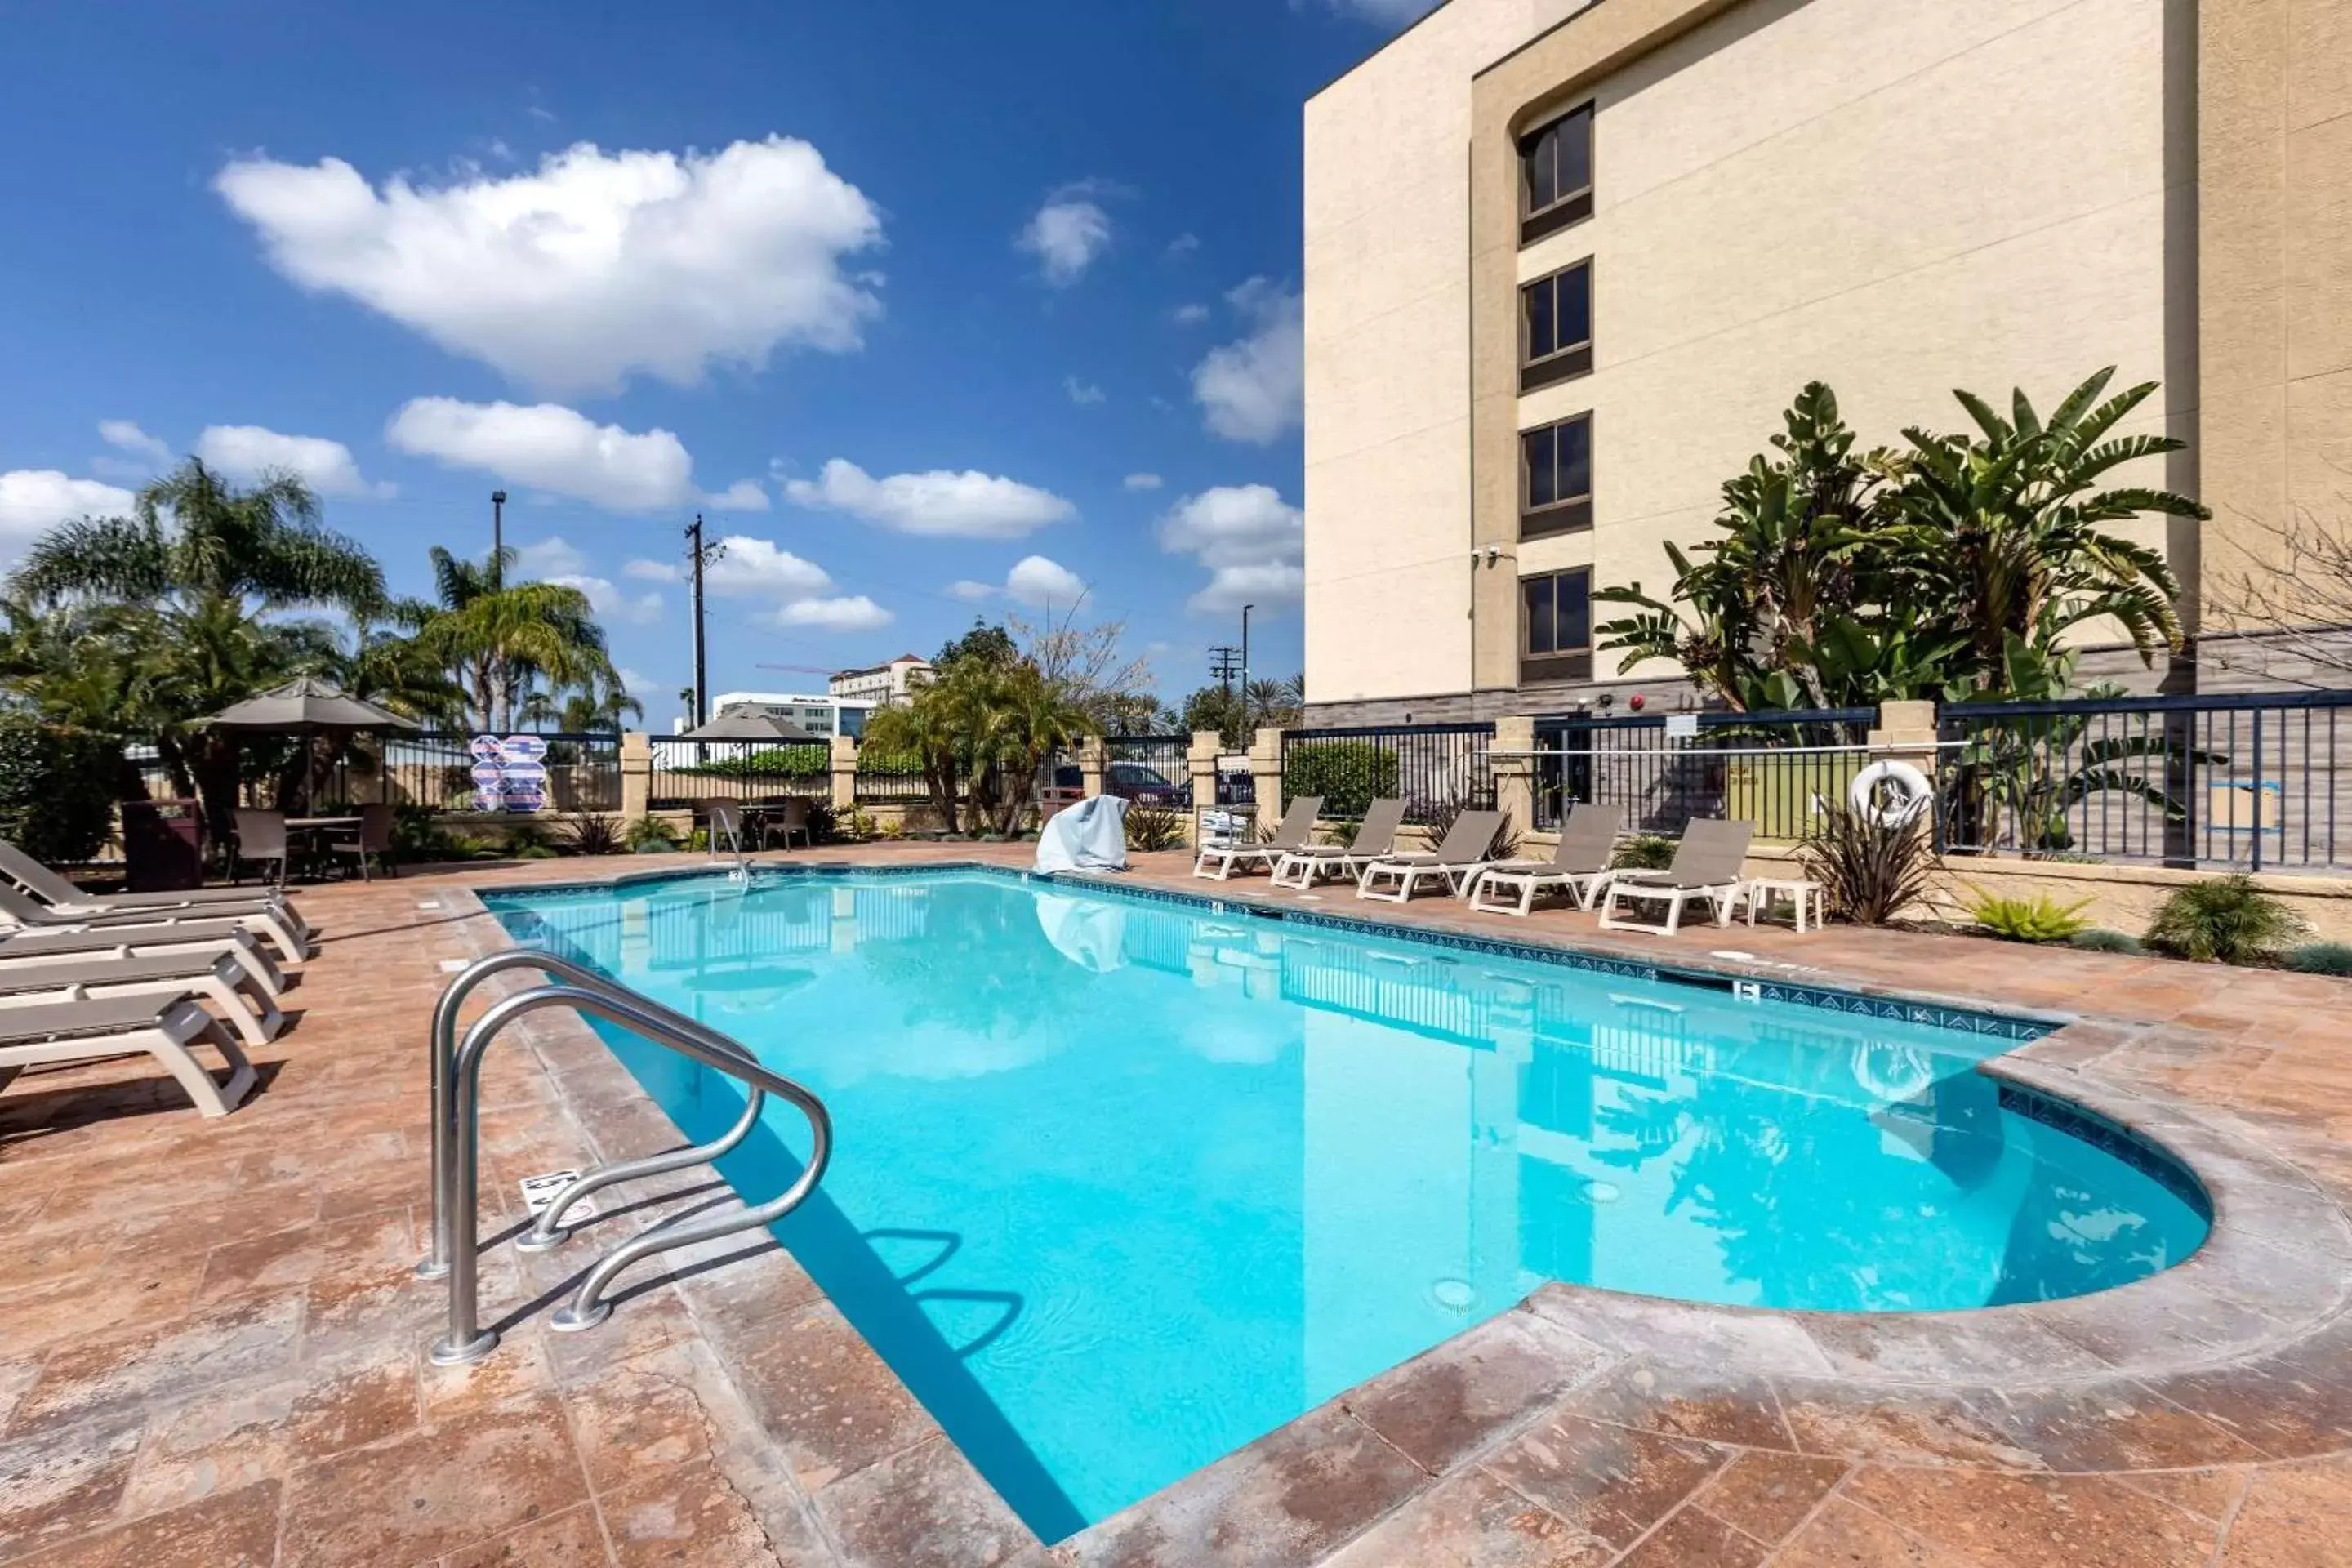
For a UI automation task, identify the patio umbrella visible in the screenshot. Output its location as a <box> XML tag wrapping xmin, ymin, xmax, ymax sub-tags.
<box><xmin>678</xmin><ymin>711</ymin><xmax>822</xmax><ymax>742</ymax></box>
<box><xmin>199</xmin><ymin>676</ymin><xmax>420</xmax><ymax>813</ymax></box>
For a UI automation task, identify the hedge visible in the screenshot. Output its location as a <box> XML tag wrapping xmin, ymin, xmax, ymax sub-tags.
<box><xmin>1282</xmin><ymin>740</ymin><xmax>1399</xmax><ymax>819</ymax></box>
<box><xmin>672</xmin><ymin>744</ymin><xmax>830</xmax><ymax>780</ymax></box>
<box><xmin>0</xmin><ymin>716</ymin><xmax>122</xmax><ymax>863</ymax></box>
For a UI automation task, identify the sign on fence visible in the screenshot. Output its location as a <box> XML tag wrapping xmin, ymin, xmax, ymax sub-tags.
<box><xmin>468</xmin><ymin>734</ymin><xmax>549</xmax><ymax>813</ymax></box>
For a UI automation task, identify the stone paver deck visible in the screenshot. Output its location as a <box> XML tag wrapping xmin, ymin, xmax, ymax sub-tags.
<box><xmin>1</xmin><ymin>843</ymin><xmax>2348</xmax><ymax>1566</ymax></box>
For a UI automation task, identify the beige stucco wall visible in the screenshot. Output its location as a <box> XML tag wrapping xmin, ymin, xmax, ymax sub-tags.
<box><xmin>1303</xmin><ymin>0</ymin><xmax>1594</xmax><ymax>709</ymax></box>
<box><xmin>1472</xmin><ymin>0</ymin><xmax>2197</xmax><ymax>687</ymax></box>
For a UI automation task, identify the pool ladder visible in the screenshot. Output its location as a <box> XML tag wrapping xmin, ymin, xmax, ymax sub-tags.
<box><xmin>417</xmin><ymin>949</ymin><xmax>832</xmax><ymax>1366</ymax></box>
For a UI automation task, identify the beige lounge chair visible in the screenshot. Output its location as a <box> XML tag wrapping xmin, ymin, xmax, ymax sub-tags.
<box><xmin>0</xmin><ymin>924</ymin><xmax>287</xmax><ymax>997</ymax></box>
<box><xmin>1193</xmin><ymin>795</ymin><xmax>1324</xmax><ymax>881</ymax></box>
<box><xmin>1598</xmin><ymin>818</ymin><xmax>1754</xmax><ymax>935</ymax></box>
<box><xmin>0</xmin><ymin>949</ymin><xmax>283</xmax><ymax>1046</ymax></box>
<box><xmin>0</xmin><ymin>884</ymin><xmax>309</xmax><ymax>964</ymax></box>
<box><xmin>0</xmin><ymin>839</ymin><xmax>311</xmax><ymax>943</ymax></box>
<box><xmin>1356</xmin><ymin>809</ymin><xmax>1507</xmax><ymax>903</ymax></box>
<box><xmin>1468</xmin><ymin>804</ymin><xmax>1623</xmax><ymax>916</ymax></box>
<box><xmin>1272</xmin><ymin>799</ymin><xmax>1405</xmax><ymax>890</ymax></box>
<box><xmin>0</xmin><ymin>993</ymin><xmax>256</xmax><ymax>1118</ymax></box>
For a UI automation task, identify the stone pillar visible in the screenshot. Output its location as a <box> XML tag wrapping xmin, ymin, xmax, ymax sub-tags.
<box><xmin>1250</xmin><ymin>728</ymin><xmax>1286</xmax><ymax>835</ymax></box>
<box><xmin>619</xmin><ymin>731</ymin><xmax>652</xmax><ymax>820</ymax></box>
<box><xmin>830</xmin><ymin>733</ymin><xmax>860</xmax><ymax>812</ymax></box>
<box><xmin>1078</xmin><ymin>735</ymin><xmax>1107</xmax><ymax>799</ymax></box>
<box><xmin>1867</xmin><ymin>700</ymin><xmax>1944</xmax><ymax>913</ymax></box>
<box><xmin>1492</xmin><ymin>714</ymin><xmax>1537</xmax><ymax>838</ymax></box>
<box><xmin>1188</xmin><ymin>730</ymin><xmax>1222</xmax><ymax>846</ymax></box>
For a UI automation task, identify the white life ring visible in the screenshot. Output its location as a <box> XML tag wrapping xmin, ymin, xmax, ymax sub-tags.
<box><xmin>1850</xmin><ymin>760</ymin><xmax>1933</xmax><ymax>827</ymax></box>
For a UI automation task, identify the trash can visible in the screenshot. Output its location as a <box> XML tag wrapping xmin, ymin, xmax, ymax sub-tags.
<box><xmin>122</xmin><ymin>798</ymin><xmax>206</xmax><ymax>892</ymax></box>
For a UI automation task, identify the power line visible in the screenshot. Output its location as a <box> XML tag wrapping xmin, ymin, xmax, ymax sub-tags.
<box><xmin>1209</xmin><ymin>645</ymin><xmax>1241</xmax><ymax>696</ymax></box>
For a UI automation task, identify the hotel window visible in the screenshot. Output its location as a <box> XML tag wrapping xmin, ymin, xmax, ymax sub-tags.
<box><xmin>1521</xmin><ymin>568</ymin><xmax>1593</xmax><ymax>684</ymax></box>
<box><xmin>1521</xmin><ymin>412</ymin><xmax>1592</xmax><ymax>539</ymax></box>
<box><xmin>1519</xmin><ymin>259</ymin><xmax>1592</xmax><ymax>394</ymax></box>
<box><xmin>1519</xmin><ymin>102</ymin><xmax>1593</xmax><ymax>246</ymax></box>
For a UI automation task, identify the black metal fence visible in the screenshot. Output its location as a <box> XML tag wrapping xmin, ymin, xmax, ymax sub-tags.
<box><xmin>1527</xmin><ymin>708</ymin><xmax>1875</xmax><ymax>838</ymax></box>
<box><xmin>125</xmin><ymin>730</ymin><xmax>624</xmax><ymax>813</ymax></box>
<box><xmin>1107</xmin><ymin>734</ymin><xmax>1191</xmax><ymax>795</ymax></box>
<box><xmin>853</xmin><ymin>748</ymin><xmax>930</xmax><ymax>804</ymax></box>
<box><xmin>1937</xmin><ymin>690</ymin><xmax>2352</xmax><ymax>871</ymax></box>
<box><xmin>1279</xmin><ymin>723</ymin><xmax>1494</xmax><ymax>824</ymax></box>
<box><xmin>648</xmin><ymin>737</ymin><xmax>830</xmax><ymax>808</ymax></box>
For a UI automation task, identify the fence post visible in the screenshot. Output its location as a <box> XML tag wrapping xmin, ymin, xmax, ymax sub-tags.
<box><xmin>1078</xmin><ymin>734</ymin><xmax>1107</xmax><ymax>799</ymax></box>
<box><xmin>1868</xmin><ymin>702</ymin><xmax>1942</xmax><ymax>891</ymax></box>
<box><xmin>619</xmin><ymin>731</ymin><xmax>652</xmax><ymax>820</ymax></box>
<box><xmin>1250</xmin><ymin>728</ymin><xmax>1285</xmax><ymax>826</ymax></box>
<box><xmin>1188</xmin><ymin>731</ymin><xmax>1221</xmax><ymax>844</ymax></box>
<box><xmin>831</xmin><ymin>733</ymin><xmax>860</xmax><ymax>812</ymax></box>
<box><xmin>1494</xmin><ymin>715</ymin><xmax>1537</xmax><ymax>835</ymax></box>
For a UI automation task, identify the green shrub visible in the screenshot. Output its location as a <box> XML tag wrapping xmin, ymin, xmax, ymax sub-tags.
<box><xmin>515</xmin><ymin>844</ymin><xmax>559</xmax><ymax>860</ymax></box>
<box><xmin>1797</xmin><ymin>805</ymin><xmax>1933</xmax><ymax>925</ymax></box>
<box><xmin>804</xmin><ymin>800</ymin><xmax>841</xmax><ymax>844</ymax></box>
<box><xmin>2068</xmin><ymin>929</ymin><xmax>2144</xmax><ymax>955</ymax></box>
<box><xmin>1610</xmin><ymin>834</ymin><xmax>1677</xmax><ymax>871</ymax></box>
<box><xmin>1966</xmin><ymin>888</ymin><xmax>2093</xmax><ymax>943</ymax></box>
<box><xmin>626</xmin><ymin>816</ymin><xmax>683</xmax><ymax>853</ymax></box>
<box><xmin>1125</xmin><ymin>803</ymin><xmax>1187</xmax><ymax>853</ymax></box>
<box><xmin>2284</xmin><ymin>941</ymin><xmax>2352</xmax><ymax>977</ymax></box>
<box><xmin>1282</xmin><ymin>742</ymin><xmax>1399</xmax><ymax>819</ymax></box>
<box><xmin>673</xmin><ymin>745</ymin><xmax>829</xmax><ymax>781</ymax></box>
<box><xmin>2143</xmin><ymin>874</ymin><xmax>2308</xmax><ymax>964</ymax></box>
<box><xmin>0</xmin><ymin>717</ymin><xmax>122</xmax><ymax>864</ymax></box>
<box><xmin>554</xmin><ymin>814</ymin><xmax>623</xmax><ymax>856</ymax></box>
<box><xmin>503</xmin><ymin>818</ymin><xmax>555</xmax><ymax>855</ymax></box>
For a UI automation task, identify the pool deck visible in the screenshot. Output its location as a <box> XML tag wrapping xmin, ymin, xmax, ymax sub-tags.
<box><xmin>2</xmin><ymin>843</ymin><xmax>2349</xmax><ymax>1566</ymax></box>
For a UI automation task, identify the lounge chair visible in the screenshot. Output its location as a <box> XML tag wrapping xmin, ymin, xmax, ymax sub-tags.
<box><xmin>0</xmin><ymin>949</ymin><xmax>283</xmax><ymax>1046</ymax></box>
<box><xmin>1356</xmin><ymin>809</ymin><xmax>1508</xmax><ymax>903</ymax></box>
<box><xmin>0</xmin><ymin>884</ymin><xmax>309</xmax><ymax>964</ymax></box>
<box><xmin>1193</xmin><ymin>795</ymin><xmax>1324</xmax><ymax>881</ymax></box>
<box><xmin>1272</xmin><ymin>799</ymin><xmax>1405</xmax><ymax>890</ymax></box>
<box><xmin>1598</xmin><ymin>818</ymin><xmax>1754</xmax><ymax>935</ymax></box>
<box><xmin>0</xmin><ymin>924</ymin><xmax>287</xmax><ymax>997</ymax></box>
<box><xmin>1468</xmin><ymin>803</ymin><xmax>1623</xmax><ymax>916</ymax></box>
<box><xmin>0</xmin><ymin>993</ymin><xmax>256</xmax><ymax>1118</ymax></box>
<box><xmin>0</xmin><ymin>840</ymin><xmax>311</xmax><ymax>943</ymax></box>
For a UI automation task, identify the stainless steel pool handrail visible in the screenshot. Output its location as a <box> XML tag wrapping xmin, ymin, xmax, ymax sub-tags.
<box><xmin>421</xmin><ymin>952</ymin><xmax>832</xmax><ymax>1366</ymax></box>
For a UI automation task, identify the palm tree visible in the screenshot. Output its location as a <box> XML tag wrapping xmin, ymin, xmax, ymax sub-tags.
<box><xmin>411</xmin><ymin>546</ymin><xmax>620</xmax><ymax>730</ymax></box>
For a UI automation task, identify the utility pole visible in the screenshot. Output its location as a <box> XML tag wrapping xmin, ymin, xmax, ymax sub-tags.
<box><xmin>490</xmin><ymin>491</ymin><xmax>506</xmax><ymax>585</ymax></box>
<box><xmin>1241</xmin><ymin>604</ymin><xmax>1254</xmax><ymax>694</ymax></box>
<box><xmin>1209</xmin><ymin>645</ymin><xmax>1241</xmax><ymax>697</ymax></box>
<box><xmin>685</xmin><ymin>514</ymin><xmax>724</xmax><ymax>728</ymax></box>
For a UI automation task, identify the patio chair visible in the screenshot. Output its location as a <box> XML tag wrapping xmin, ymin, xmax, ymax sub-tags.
<box><xmin>230</xmin><ymin>809</ymin><xmax>292</xmax><ymax>890</ymax></box>
<box><xmin>706</xmin><ymin>801</ymin><xmax>747</xmax><ymax>862</ymax></box>
<box><xmin>765</xmin><ymin>797</ymin><xmax>813</xmax><ymax>851</ymax></box>
<box><xmin>1272</xmin><ymin>799</ymin><xmax>1405</xmax><ymax>890</ymax></box>
<box><xmin>0</xmin><ymin>948</ymin><xmax>283</xmax><ymax>1047</ymax></box>
<box><xmin>325</xmin><ymin>804</ymin><xmax>395</xmax><ymax>881</ymax></box>
<box><xmin>1192</xmin><ymin>795</ymin><xmax>1324</xmax><ymax>881</ymax></box>
<box><xmin>0</xmin><ymin>883</ymin><xmax>308</xmax><ymax>964</ymax></box>
<box><xmin>1468</xmin><ymin>803</ymin><xmax>1623</xmax><ymax>917</ymax></box>
<box><xmin>1356</xmin><ymin>809</ymin><xmax>1508</xmax><ymax>903</ymax></box>
<box><xmin>1598</xmin><ymin>818</ymin><xmax>1755</xmax><ymax>935</ymax></box>
<box><xmin>0</xmin><ymin>992</ymin><xmax>256</xmax><ymax>1118</ymax></box>
<box><xmin>0</xmin><ymin>924</ymin><xmax>287</xmax><ymax>997</ymax></box>
<box><xmin>0</xmin><ymin>839</ymin><xmax>311</xmax><ymax>941</ymax></box>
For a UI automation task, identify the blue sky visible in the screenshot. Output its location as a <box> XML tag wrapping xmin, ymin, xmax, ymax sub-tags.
<box><xmin>0</xmin><ymin>0</ymin><xmax>1432</xmax><ymax>727</ymax></box>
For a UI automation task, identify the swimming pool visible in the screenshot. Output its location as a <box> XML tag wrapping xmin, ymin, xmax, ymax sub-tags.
<box><xmin>485</xmin><ymin>866</ymin><xmax>2208</xmax><ymax>1540</ymax></box>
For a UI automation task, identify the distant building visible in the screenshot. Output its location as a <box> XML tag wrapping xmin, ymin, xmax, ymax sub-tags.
<box><xmin>707</xmin><ymin>692</ymin><xmax>875</xmax><ymax>739</ymax></box>
<box><xmin>829</xmin><ymin>654</ymin><xmax>934</xmax><ymax>707</ymax></box>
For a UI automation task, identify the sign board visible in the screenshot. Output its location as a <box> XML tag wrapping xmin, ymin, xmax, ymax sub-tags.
<box><xmin>1664</xmin><ymin>713</ymin><xmax>1700</xmax><ymax>740</ymax></box>
<box><xmin>470</xmin><ymin>734</ymin><xmax>552</xmax><ymax>813</ymax></box>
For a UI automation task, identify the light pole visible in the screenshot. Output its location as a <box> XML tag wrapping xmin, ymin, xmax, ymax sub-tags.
<box><xmin>1241</xmin><ymin>604</ymin><xmax>1254</xmax><ymax>722</ymax></box>
<box><xmin>490</xmin><ymin>491</ymin><xmax>506</xmax><ymax>586</ymax></box>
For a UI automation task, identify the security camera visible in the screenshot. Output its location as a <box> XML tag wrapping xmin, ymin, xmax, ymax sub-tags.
<box><xmin>1596</xmin><ymin>693</ymin><xmax>1615</xmax><ymax>710</ymax></box>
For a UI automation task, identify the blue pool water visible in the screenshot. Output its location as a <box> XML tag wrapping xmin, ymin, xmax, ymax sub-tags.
<box><xmin>486</xmin><ymin>867</ymin><xmax>2207</xmax><ymax>1540</ymax></box>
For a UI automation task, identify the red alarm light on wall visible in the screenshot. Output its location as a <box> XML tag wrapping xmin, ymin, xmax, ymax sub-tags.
<box><xmin>1628</xmin><ymin>693</ymin><xmax>1646</xmax><ymax>711</ymax></box>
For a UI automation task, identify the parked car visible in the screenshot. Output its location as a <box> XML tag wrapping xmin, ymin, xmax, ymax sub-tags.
<box><xmin>1053</xmin><ymin>762</ymin><xmax>1191</xmax><ymax>808</ymax></box>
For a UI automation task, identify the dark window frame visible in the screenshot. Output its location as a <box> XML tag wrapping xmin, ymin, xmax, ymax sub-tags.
<box><xmin>1519</xmin><ymin>567</ymin><xmax>1595</xmax><ymax>685</ymax></box>
<box><xmin>1519</xmin><ymin>411</ymin><xmax>1594</xmax><ymax>541</ymax></box>
<box><xmin>1517</xmin><ymin>101</ymin><xmax>1594</xmax><ymax>247</ymax></box>
<box><xmin>1518</xmin><ymin>258</ymin><xmax>1593</xmax><ymax>394</ymax></box>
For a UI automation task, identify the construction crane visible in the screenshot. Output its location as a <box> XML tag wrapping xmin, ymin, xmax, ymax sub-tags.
<box><xmin>751</xmin><ymin>663</ymin><xmax>841</xmax><ymax>679</ymax></box>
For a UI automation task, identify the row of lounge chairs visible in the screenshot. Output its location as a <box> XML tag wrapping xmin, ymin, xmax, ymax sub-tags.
<box><xmin>0</xmin><ymin>841</ymin><xmax>314</xmax><ymax>1120</ymax></box>
<box><xmin>1194</xmin><ymin>797</ymin><xmax>1770</xmax><ymax>935</ymax></box>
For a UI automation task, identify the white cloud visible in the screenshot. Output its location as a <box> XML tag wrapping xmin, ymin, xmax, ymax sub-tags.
<box><xmin>623</xmin><ymin>557</ymin><xmax>679</xmax><ymax>582</ymax></box>
<box><xmin>555</xmin><ymin>575</ymin><xmax>663</xmax><ymax>625</ymax></box>
<box><xmin>1165</xmin><ymin>232</ymin><xmax>1200</xmax><ymax>259</ymax></box>
<box><xmin>1192</xmin><ymin>278</ymin><xmax>1303</xmax><ymax>445</ymax></box>
<box><xmin>0</xmin><ymin>470</ymin><xmax>136</xmax><ymax>545</ymax></box>
<box><xmin>195</xmin><ymin>424</ymin><xmax>393</xmax><ymax>498</ymax></box>
<box><xmin>512</xmin><ymin>536</ymin><xmax>588</xmax><ymax>577</ymax></box>
<box><xmin>216</xmin><ymin>136</ymin><xmax>885</xmax><ymax>394</ymax></box>
<box><xmin>386</xmin><ymin>397</ymin><xmax>693</xmax><ymax>512</ymax></box>
<box><xmin>1005</xmin><ymin>555</ymin><xmax>1087</xmax><ymax>608</ymax></box>
<box><xmin>1063</xmin><ymin>376</ymin><xmax>1105</xmax><ymax>407</ymax></box>
<box><xmin>945</xmin><ymin>579</ymin><xmax>996</xmax><ymax>601</ymax></box>
<box><xmin>704</xmin><ymin>536</ymin><xmax>832</xmax><ymax>597</ymax></box>
<box><xmin>1322</xmin><ymin>0</ymin><xmax>1441</xmax><ymax>24</ymax></box>
<box><xmin>701</xmin><ymin>478</ymin><xmax>768</xmax><ymax>512</ymax></box>
<box><xmin>1172</xmin><ymin>302</ymin><xmax>1210</xmax><ymax>326</ymax></box>
<box><xmin>99</xmin><ymin>420</ymin><xmax>172</xmax><ymax>464</ymax></box>
<box><xmin>783</xmin><ymin>458</ymin><xmax>1075</xmax><ymax>539</ymax></box>
<box><xmin>775</xmin><ymin>594</ymin><xmax>891</xmax><ymax>631</ymax></box>
<box><xmin>1158</xmin><ymin>483</ymin><xmax>1305</xmax><ymax>612</ymax></box>
<box><xmin>1122</xmin><ymin>472</ymin><xmax>1164</xmax><ymax>491</ymax></box>
<box><xmin>1016</xmin><ymin>191</ymin><xmax>1113</xmax><ymax>287</ymax></box>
